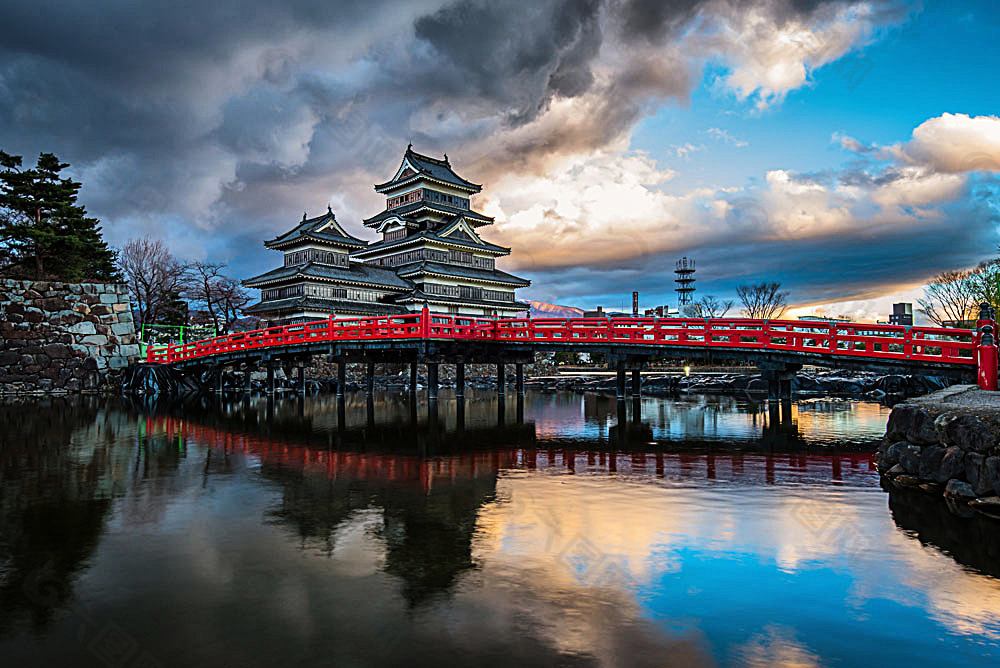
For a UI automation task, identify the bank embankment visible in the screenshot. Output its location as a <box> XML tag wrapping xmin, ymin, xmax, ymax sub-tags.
<box><xmin>876</xmin><ymin>385</ymin><xmax>1000</xmax><ymax>520</ymax></box>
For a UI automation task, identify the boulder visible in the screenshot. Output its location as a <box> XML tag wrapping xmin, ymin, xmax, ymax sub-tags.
<box><xmin>987</xmin><ymin>457</ymin><xmax>1000</xmax><ymax>497</ymax></box>
<box><xmin>964</xmin><ymin>453</ymin><xmax>993</xmax><ymax>496</ymax></box>
<box><xmin>919</xmin><ymin>445</ymin><xmax>947</xmax><ymax>481</ymax></box>
<box><xmin>900</xmin><ymin>445</ymin><xmax>922</xmax><ymax>474</ymax></box>
<box><xmin>944</xmin><ymin>479</ymin><xmax>976</xmax><ymax>499</ymax></box>
<box><xmin>936</xmin><ymin>446</ymin><xmax>965</xmax><ymax>484</ymax></box>
<box><xmin>938</xmin><ymin>413</ymin><xmax>995</xmax><ymax>453</ymax></box>
<box><xmin>885</xmin><ymin>405</ymin><xmax>938</xmax><ymax>445</ymax></box>
<box><xmin>885</xmin><ymin>441</ymin><xmax>907</xmax><ymax>466</ymax></box>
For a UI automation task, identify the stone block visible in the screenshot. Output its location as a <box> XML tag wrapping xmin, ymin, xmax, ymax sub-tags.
<box><xmin>111</xmin><ymin>322</ymin><xmax>133</xmax><ymax>336</ymax></box>
<box><xmin>919</xmin><ymin>445</ymin><xmax>946</xmax><ymax>481</ymax></box>
<box><xmin>80</xmin><ymin>334</ymin><xmax>108</xmax><ymax>346</ymax></box>
<box><xmin>90</xmin><ymin>304</ymin><xmax>112</xmax><ymax>316</ymax></box>
<box><xmin>38</xmin><ymin>297</ymin><xmax>69</xmax><ymax>311</ymax></box>
<box><xmin>964</xmin><ymin>453</ymin><xmax>992</xmax><ymax>496</ymax></box>
<box><xmin>886</xmin><ymin>405</ymin><xmax>938</xmax><ymax>445</ymax></box>
<box><xmin>938</xmin><ymin>413</ymin><xmax>994</xmax><ymax>453</ymax></box>
<box><xmin>945</xmin><ymin>479</ymin><xmax>976</xmax><ymax>499</ymax></box>
<box><xmin>68</xmin><ymin>321</ymin><xmax>97</xmax><ymax>335</ymax></box>
<box><xmin>109</xmin><ymin>356</ymin><xmax>129</xmax><ymax>370</ymax></box>
<box><xmin>900</xmin><ymin>445</ymin><xmax>922</xmax><ymax>474</ymax></box>
<box><xmin>0</xmin><ymin>351</ymin><xmax>19</xmax><ymax>366</ymax></box>
<box><xmin>113</xmin><ymin>302</ymin><xmax>130</xmax><ymax>313</ymax></box>
<box><xmin>987</xmin><ymin>457</ymin><xmax>1000</xmax><ymax>497</ymax></box>
<box><xmin>99</xmin><ymin>293</ymin><xmax>117</xmax><ymax>304</ymax></box>
<box><xmin>936</xmin><ymin>446</ymin><xmax>965</xmax><ymax>484</ymax></box>
<box><xmin>119</xmin><ymin>344</ymin><xmax>141</xmax><ymax>358</ymax></box>
<box><xmin>43</xmin><ymin>343</ymin><xmax>72</xmax><ymax>359</ymax></box>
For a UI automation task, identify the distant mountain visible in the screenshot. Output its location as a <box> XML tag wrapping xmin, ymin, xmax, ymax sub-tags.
<box><xmin>528</xmin><ymin>300</ymin><xmax>586</xmax><ymax>318</ymax></box>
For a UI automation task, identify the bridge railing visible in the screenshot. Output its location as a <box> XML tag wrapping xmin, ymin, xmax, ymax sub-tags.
<box><xmin>145</xmin><ymin>308</ymin><xmax>983</xmax><ymax>369</ymax></box>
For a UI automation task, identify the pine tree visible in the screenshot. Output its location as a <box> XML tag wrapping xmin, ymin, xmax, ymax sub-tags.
<box><xmin>0</xmin><ymin>150</ymin><xmax>119</xmax><ymax>282</ymax></box>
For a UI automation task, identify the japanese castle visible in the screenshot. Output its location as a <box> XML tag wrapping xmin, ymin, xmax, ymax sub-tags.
<box><xmin>244</xmin><ymin>146</ymin><xmax>530</xmax><ymax>325</ymax></box>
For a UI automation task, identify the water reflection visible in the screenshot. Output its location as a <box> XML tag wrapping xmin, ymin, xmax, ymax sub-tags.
<box><xmin>0</xmin><ymin>392</ymin><xmax>997</xmax><ymax>667</ymax></box>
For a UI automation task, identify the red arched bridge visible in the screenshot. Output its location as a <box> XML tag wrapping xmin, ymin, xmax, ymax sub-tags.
<box><xmin>143</xmin><ymin>306</ymin><xmax>1000</xmax><ymax>397</ymax></box>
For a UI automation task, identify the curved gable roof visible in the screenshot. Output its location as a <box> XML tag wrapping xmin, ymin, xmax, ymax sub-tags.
<box><xmin>265</xmin><ymin>209</ymin><xmax>367</xmax><ymax>249</ymax></box>
<box><xmin>374</xmin><ymin>146</ymin><xmax>482</xmax><ymax>193</ymax></box>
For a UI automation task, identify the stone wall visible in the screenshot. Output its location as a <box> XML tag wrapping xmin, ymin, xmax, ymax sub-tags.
<box><xmin>0</xmin><ymin>279</ymin><xmax>139</xmax><ymax>394</ymax></box>
<box><xmin>876</xmin><ymin>385</ymin><xmax>1000</xmax><ymax>520</ymax></box>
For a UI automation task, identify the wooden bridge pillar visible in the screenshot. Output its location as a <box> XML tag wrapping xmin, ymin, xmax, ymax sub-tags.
<box><xmin>456</xmin><ymin>363</ymin><xmax>465</xmax><ymax>398</ymax></box>
<box><xmin>215</xmin><ymin>367</ymin><xmax>224</xmax><ymax>394</ymax></box>
<box><xmin>409</xmin><ymin>362</ymin><xmax>418</xmax><ymax>395</ymax></box>
<box><xmin>297</xmin><ymin>366</ymin><xmax>306</xmax><ymax>396</ymax></box>
<box><xmin>366</xmin><ymin>361</ymin><xmax>375</xmax><ymax>395</ymax></box>
<box><xmin>428</xmin><ymin>362</ymin><xmax>439</xmax><ymax>401</ymax></box>
<box><xmin>244</xmin><ymin>367</ymin><xmax>253</xmax><ymax>394</ymax></box>
<box><xmin>515</xmin><ymin>363</ymin><xmax>524</xmax><ymax>395</ymax></box>
<box><xmin>497</xmin><ymin>363</ymin><xmax>506</xmax><ymax>395</ymax></box>
<box><xmin>266</xmin><ymin>364</ymin><xmax>275</xmax><ymax>395</ymax></box>
<box><xmin>631</xmin><ymin>369</ymin><xmax>641</xmax><ymax>398</ymax></box>
<box><xmin>336</xmin><ymin>361</ymin><xmax>346</xmax><ymax>397</ymax></box>
<box><xmin>616</xmin><ymin>361</ymin><xmax>626</xmax><ymax>399</ymax></box>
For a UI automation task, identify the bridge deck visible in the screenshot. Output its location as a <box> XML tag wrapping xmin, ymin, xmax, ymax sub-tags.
<box><xmin>146</xmin><ymin>310</ymin><xmax>985</xmax><ymax>381</ymax></box>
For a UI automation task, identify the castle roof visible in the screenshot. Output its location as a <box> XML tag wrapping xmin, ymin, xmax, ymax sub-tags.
<box><xmin>242</xmin><ymin>261</ymin><xmax>412</xmax><ymax>290</ymax></box>
<box><xmin>265</xmin><ymin>209</ymin><xmax>367</xmax><ymax>250</ymax></box>
<box><xmin>374</xmin><ymin>146</ymin><xmax>482</xmax><ymax>194</ymax></box>
<box><xmin>395</xmin><ymin>260</ymin><xmax>530</xmax><ymax>287</ymax></box>
<box><xmin>363</xmin><ymin>201</ymin><xmax>493</xmax><ymax>228</ymax></box>
<box><xmin>351</xmin><ymin>228</ymin><xmax>510</xmax><ymax>257</ymax></box>
<box><xmin>244</xmin><ymin>296</ymin><xmax>409</xmax><ymax>317</ymax></box>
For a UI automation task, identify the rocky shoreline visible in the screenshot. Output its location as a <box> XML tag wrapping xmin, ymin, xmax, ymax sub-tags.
<box><xmin>875</xmin><ymin>385</ymin><xmax>1000</xmax><ymax>520</ymax></box>
<box><xmin>525</xmin><ymin>369</ymin><xmax>951</xmax><ymax>400</ymax></box>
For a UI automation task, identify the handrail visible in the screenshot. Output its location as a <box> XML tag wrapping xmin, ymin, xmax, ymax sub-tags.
<box><xmin>146</xmin><ymin>309</ymin><xmax>983</xmax><ymax>368</ymax></box>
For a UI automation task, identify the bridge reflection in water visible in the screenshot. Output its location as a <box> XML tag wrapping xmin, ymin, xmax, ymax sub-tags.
<box><xmin>5</xmin><ymin>393</ymin><xmax>998</xmax><ymax>666</ymax></box>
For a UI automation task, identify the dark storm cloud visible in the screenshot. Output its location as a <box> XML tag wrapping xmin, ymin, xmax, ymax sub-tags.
<box><xmin>0</xmin><ymin>0</ymin><xmax>924</xmax><ymax>306</ymax></box>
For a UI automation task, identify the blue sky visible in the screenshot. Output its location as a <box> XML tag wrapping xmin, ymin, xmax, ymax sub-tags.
<box><xmin>1</xmin><ymin>0</ymin><xmax>998</xmax><ymax>320</ymax></box>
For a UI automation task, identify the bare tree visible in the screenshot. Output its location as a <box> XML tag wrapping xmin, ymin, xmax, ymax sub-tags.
<box><xmin>117</xmin><ymin>238</ymin><xmax>190</xmax><ymax>325</ymax></box>
<box><xmin>736</xmin><ymin>282</ymin><xmax>789</xmax><ymax>319</ymax></box>
<box><xmin>187</xmin><ymin>261</ymin><xmax>251</xmax><ymax>334</ymax></box>
<box><xmin>682</xmin><ymin>295</ymin><xmax>733</xmax><ymax>319</ymax></box>
<box><xmin>917</xmin><ymin>269</ymin><xmax>980</xmax><ymax>326</ymax></box>
<box><xmin>215</xmin><ymin>275</ymin><xmax>252</xmax><ymax>333</ymax></box>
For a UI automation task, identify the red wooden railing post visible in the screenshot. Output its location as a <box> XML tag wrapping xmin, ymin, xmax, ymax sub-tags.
<box><xmin>421</xmin><ymin>303</ymin><xmax>430</xmax><ymax>338</ymax></box>
<box><xmin>978</xmin><ymin>325</ymin><xmax>998</xmax><ymax>391</ymax></box>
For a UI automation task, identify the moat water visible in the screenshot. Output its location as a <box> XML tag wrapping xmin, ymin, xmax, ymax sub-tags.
<box><xmin>1</xmin><ymin>391</ymin><xmax>999</xmax><ymax>667</ymax></box>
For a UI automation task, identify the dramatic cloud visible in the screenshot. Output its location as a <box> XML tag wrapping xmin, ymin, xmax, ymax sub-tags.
<box><xmin>2</xmin><ymin>0</ymin><xmax>964</xmax><ymax>319</ymax></box>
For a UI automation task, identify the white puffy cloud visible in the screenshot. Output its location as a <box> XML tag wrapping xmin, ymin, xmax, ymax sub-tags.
<box><xmin>885</xmin><ymin>112</ymin><xmax>1000</xmax><ymax>173</ymax></box>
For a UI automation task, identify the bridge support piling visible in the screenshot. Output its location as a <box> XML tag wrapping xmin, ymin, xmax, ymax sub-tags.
<box><xmin>631</xmin><ymin>369</ymin><xmax>641</xmax><ymax>398</ymax></box>
<box><xmin>515</xmin><ymin>363</ymin><xmax>524</xmax><ymax>396</ymax></box>
<box><xmin>297</xmin><ymin>366</ymin><xmax>306</xmax><ymax>396</ymax></box>
<box><xmin>244</xmin><ymin>367</ymin><xmax>253</xmax><ymax>394</ymax></box>
<box><xmin>616</xmin><ymin>362</ymin><xmax>626</xmax><ymax>399</ymax></box>
<box><xmin>428</xmin><ymin>363</ymin><xmax>439</xmax><ymax>401</ymax></box>
<box><xmin>779</xmin><ymin>378</ymin><xmax>792</xmax><ymax>402</ymax></box>
<box><xmin>215</xmin><ymin>368</ymin><xmax>223</xmax><ymax>395</ymax></box>
<box><xmin>336</xmin><ymin>361</ymin><xmax>345</xmax><ymax>398</ymax></box>
<box><xmin>266</xmin><ymin>364</ymin><xmax>275</xmax><ymax>395</ymax></box>
<box><xmin>409</xmin><ymin>362</ymin><xmax>418</xmax><ymax>395</ymax></box>
<box><xmin>456</xmin><ymin>363</ymin><xmax>465</xmax><ymax>398</ymax></box>
<box><xmin>366</xmin><ymin>361</ymin><xmax>375</xmax><ymax>395</ymax></box>
<box><xmin>497</xmin><ymin>363</ymin><xmax>506</xmax><ymax>395</ymax></box>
